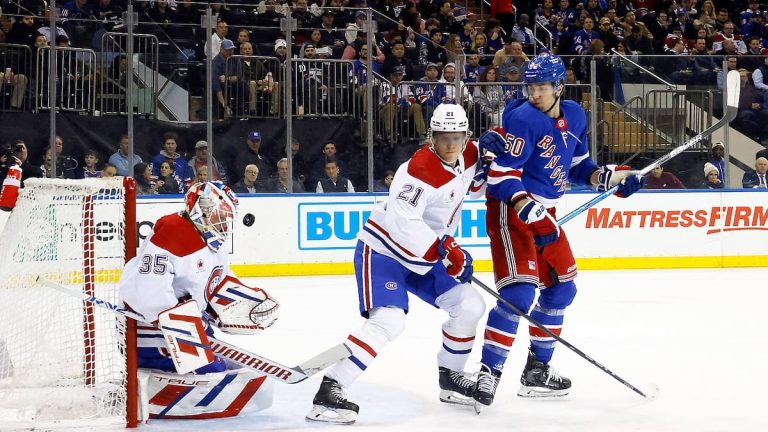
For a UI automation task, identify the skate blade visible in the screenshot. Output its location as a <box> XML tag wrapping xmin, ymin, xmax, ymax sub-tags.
<box><xmin>305</xmin><ymin>405</ymin><xmax>357</xmax><ymax>425</ymax></box>
<box><xmin>473</xmin><ymin>400</ymin><xmax>485</xmax><ymax>415</ymax></box>
<box><xmin>439</xmin><ymin>390</ymin><xmax>475</xmax><ymax>406</ymax></box>
<box><xmin>517</xmin><ymin>385</ymin><xmax>569</xmax><ymax>398</ymax></box>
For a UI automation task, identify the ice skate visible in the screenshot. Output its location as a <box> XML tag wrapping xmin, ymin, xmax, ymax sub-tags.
<box><xmin>306</xmin><ymin>377</ymin><xmax>359</xmax><ymax>425</ymax></box>
<box><xmin>472</xmin><ymin>364</ymin><xmax>502</xmax><ymax>414</ymax></box>
<box><xmin>517</xmin><ymin>350</ymin><xmax>571</xmax><ymax>398</ymax></box>
<box><xmin>438</xmin><ymin>366</ymin><xmax>476</xmax><ymax>406</ymax></box>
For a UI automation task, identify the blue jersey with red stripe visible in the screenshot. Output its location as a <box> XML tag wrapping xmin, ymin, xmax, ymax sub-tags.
<box><xmin>486</xmin><ymin>99</ymin><xmax>598</xmax><ymax>207</ymax></box>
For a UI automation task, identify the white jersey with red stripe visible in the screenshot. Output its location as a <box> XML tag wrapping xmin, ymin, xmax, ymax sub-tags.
<box><xmin>357</xmin><ymin>141</ymin><xmax>480</xmax><ymax>275</ymax></box>
<box><xmin>119</xmin><ymin>212</ymin><xmax>232</xmax><ymax>349</ymax></box>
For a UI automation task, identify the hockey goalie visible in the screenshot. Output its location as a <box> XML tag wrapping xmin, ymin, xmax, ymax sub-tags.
<box><xmin>120</xmin><ymin>181</ymin><xmax>280</xmax><ymax>421</ymax></box>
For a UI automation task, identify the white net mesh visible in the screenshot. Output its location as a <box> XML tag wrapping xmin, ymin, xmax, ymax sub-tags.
<box><xmin>0</xmin><ymin>178</ymin><xmax>128</xmax><ymax>424</ymax></box>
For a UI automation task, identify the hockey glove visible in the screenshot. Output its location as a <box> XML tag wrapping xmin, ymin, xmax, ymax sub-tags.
<box><xmin>596</xmin><ymin>164</ymin><xmax>646</xmax><ymax>198</ymax></box>
<box><xmin>516</xmin><ymin>199</ymin><xmax>560</xmax><ymax>247</ymax></box>
<box><xmin>437</xmin><ymin>235</ymin><xmax>474</xmax><ymax>283</ymax></box>
<box><xmin>478</xmin><ymin>127</ymin><xmax>508</xmax><ymax>163</ymax></box>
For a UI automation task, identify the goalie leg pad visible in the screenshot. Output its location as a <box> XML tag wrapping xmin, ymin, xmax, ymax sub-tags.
<box><xmin>208</xmin><ymin>275</ymin><xmax>280</xmax><ymax>335</ymax></box>
<box><xmin>157</xmin><ymin>300</ymin><xmax>215</xmax><ymax>374</ymax></box>
<box><xmin>138</xmin><ymin>367</ymin><xmax>274</xmax><ymax>421</ymax></box>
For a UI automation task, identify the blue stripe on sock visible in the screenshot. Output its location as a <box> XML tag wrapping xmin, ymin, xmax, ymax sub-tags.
<box><xmin>442</xmin><ymin>343</ymin><xmax>472</xmax><ymax>355</ymax></box>
<box><xmin>349</xmin><ymin>355</ymin><xmax>367</xmax><ymax>371</ymax></box>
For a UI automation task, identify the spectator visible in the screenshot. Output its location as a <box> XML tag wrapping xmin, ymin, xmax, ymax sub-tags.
<box><xmin>381</xmin><ymin>41</ymin><xmax>415</xmax><ymax>80</ymax></box>
<box><xmin>212</xmin><ymin>38</ymin><xmax>243</xmax><ymax>118</ymax></box>
<box><xmin>188</xmin><ymin>140</ymin><xmax>229</xmax><ymax>184</ymax></box>
<box><xmin>239</xmin><ymin>42</ymin><xmax>275</xmax><ymax>116</ymax></box>
<box><xmin>378</xmin><ymin>66</ymin><xmax>427</xmax><ymax>140</ymax></box>
<box><xmin>510</xmin><ymin>14</ymin><xmax>535</xmax><ymax>46</ymax></box>
<box><xmin>254</xmin><ymin>0</ymin><xmax>284</xmax><ymax>44</ymax></box>
<box><xmin>573</xmin><ymin>17</ymin><xmax>599</xmax><ymax>55</ymax></box>
<box><xmin>311</xmin><ymin>141</ymin><xmax>346</xmax><ymax>183</ymax></box>
<box><xmin>752</xmin><ymin>55</ymin><xmax>768</xmax><ymax>92</ymax></box>
<box><xmin>269</xmin><ymin>158</ymin><xmax>306</xmax><ymax>193</ymax></box>
<box><xmin>6</xmin><ymin>15</ymin><xmax>39</xmax><ymax>46</ymax></box>
<box><xmin>470</xmin><ymin>33</ymin><xmax>493</xmax><ymax>66</ymax></box>
<box><xmin>464</xmin><ymin>53</ymin><xmax>485</xmax><ymax>83</ymax></box>
<box><xmin>12</xmin><ymin>140</ymin><xmax>43</xmax><ymax>181</ymax></box>
<box><xmin>742</xmin><ymin>157</ymin><xmax>768</xmax><ymax>188</ymax></box>
<box><xmin>195</xmin><ymin>165</ymin><xmax>209</xmax><ymax>183</ymax></box>
<box><xmin>472</xmin><ymin>66</ymin><xmax>504</xmax><ymax>130</ymax></box>
<box><xmin>711</xmin><ymin>21</ymin><xmax>746</xmax><ymax>54</ymax></box>
<box><xmin>688</xmin><ymin>37</ymin><xmax>719</xmax><ymax>85</ymax></box>
<box><xmin>0</xmin><ymin>56</ymin><xmax>29</xmax><ymax>110</ymax></box>
<box><xmin>319</xmin><ymin>10</ymin><xmax>345</xmax><ymax>51</ymax></box>
<box><xmin>493</xmin><ymin>39</ymin><xmax>529</xmax><ymax>79</ymax></box>
<box><xmin>235</xmin><ymin>28</ymin><xmax>251</xmax><ymax>52</ymax></box>
<box><xmin>294</xmin><ymin>44</ymin><xmax>328</xmax><ymax>115</ymax></box>
<box><xmin>419</xmin><ymin>29</ymin><xmax>447</xmax><ymax>67</ymax></box>
<box><xmin>709</xmin><ymin>142</ymin><xmax>726</xmax><ymax>185</ymax></box>
<box><xmin>501</xmin><ymin>66</ymin><xmax>525</xmax><ymax>102</ymax></box>
<box><xmin>151</xmin><ymin>132</ymin><xmax>192</xmax><ymax>184</ymax></box>
<box><xmin>597</xmin><ymin>17</ymin><xmax>620</xmax><ymax>52</ymax></box>
<box><xmin>79</xmin><ymin>148</ymin><xmax>102</xmax><ymax>178</ymax></box>
<box><xmin>374</xmin><ymin>169</ymin><xmax>395</xmax><ymax>192</ymax></box>
<box><xmin>414</xmin><ymin>63</ymin><xmax>443</xmax><ymax>126</ymax></box>
<box><xmin>291</xmin><ymin>0</ymin><xmax>318</xmax><ymax>43</ymax></box>
<box><xmin>94</xmin><ymin>0</ymin><xmax>123</xmax><ymax>33</ymax></box>
<box><xmin>733</xmin><ymin>68</ymin><xmax>765</xmax><ymax>140</ymax></box>
<box><xmin>316</xmin><ymin>159</ymin><xmax>354</xmax><ymax>193</ymax></box>
<box><xmin>205</xmin><ymin>20</ymin><xmax>229</xmax><ymax>59</ymax></box>
<box><xmin>101</xmin><ymin>163</ymin><xmax>117</xmax><ymax>178</ymax></box>
<box><xmin>108</xmin><ymin>134</ymin><xmax>143</xmax><ymax>177</ymax></box>
<box><xmin>739</xmin><ymin>37</ymin><xmax>765</xmax><ymax>72</ymax></box>
<box><xmin>695</xmin><ymin>0</ymin><xmax>717</xmax><ymax>35</ymax></box>
<box><xmin>231</xmin><ymin>164</ymin><xmax>260</xmax><ymax>194</ymax></box>
<box><xmin>644</xmin><ymin>166</ymin><xmax>686</xmax><ymax>189</ymax></box>
<box><xmin>133</xmin><ymin>163</ymin><xmax>157</xmax><ymax>195</ymax></box>
<box><xmin>60</xmin><ymin>0</ymin><xmax>96</xmax><ymax>48</ymax></box>
<box><xmin>483</xmin><ymin>18</ymin><xmax>504</xmax><ymax>54</ymax></box>
<box><xmin>235</xmin><ymin>131</ymin><xmax>273</xmax><ymax>186</ymax></box>
<box><xmin>156</xmin><ymin>159</ymin><xmax>183</xmax><ymax>194</ymax></box>
<box><xmin>439</xmin><ymin>62</ymin><xmax>472</xmax><ymax>107</ymax></box>
<box><xmin>702</xmin><ymin>163</ymin><xmax>724</xmax><ymax>189</ymax></box>
<box><xmin>281</xmin><ymin>137</ymin><xmax>309</xmax><ymax>187</ymax></box>
<box><xmin>45</xmin><ymin>135</ymin><xmax>79</xmax><ymax>179</ymax></box>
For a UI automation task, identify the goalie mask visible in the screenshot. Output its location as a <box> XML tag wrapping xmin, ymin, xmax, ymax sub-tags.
<box><xmin>185</xmin><ymin>181</ymin><xmax>239</xmax><ymax>251</ymax></box>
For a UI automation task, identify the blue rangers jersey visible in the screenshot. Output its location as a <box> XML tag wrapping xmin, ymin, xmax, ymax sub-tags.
<box><xmin>486</xmin><ymin>99</ymin><xmax>598</xmax><ymax>208</ymax></box>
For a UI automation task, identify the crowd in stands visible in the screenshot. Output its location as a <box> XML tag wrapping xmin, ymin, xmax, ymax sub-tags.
<box><xmin>3</xmin><ymin>1</ymin><xmax>768</xmax><ymax>192</ymax></box>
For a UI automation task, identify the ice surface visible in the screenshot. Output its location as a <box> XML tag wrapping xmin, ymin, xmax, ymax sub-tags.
<box><xmin>5</xmin><ymin>268</ymin><xmax>766</xmax><ymax>431</ymax></box>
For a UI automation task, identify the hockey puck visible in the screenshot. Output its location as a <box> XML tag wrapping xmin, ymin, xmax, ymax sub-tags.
<box><xmin>242</xmin><ymin>213</ymin><xmax>255</xmax><ymax>227</ymax></box>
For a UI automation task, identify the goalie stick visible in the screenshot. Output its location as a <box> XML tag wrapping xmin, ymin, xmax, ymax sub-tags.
<box><xmin>36</xmin><ymin>275</ymin><xmax>350</xmax><ymax>384</ymax></box>
<box><xmin>557</xmin><ymin>69</ymin><xmax>741</xmax><ymax>226</ymax></box>
<box><xmin>471</xmin><ymin>276</ymin><xmax>660</xmax><ymax>399</ymax></box>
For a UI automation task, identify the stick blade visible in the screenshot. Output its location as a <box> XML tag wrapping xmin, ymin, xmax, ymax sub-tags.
<box><xmin>294</xmin><ymin>344</ymin><xmax>352</xmax><ymax>377</ymax></box>
<box><xmin>726</xmin><ymin>69</ymin><xmax>740</xmax><ymax>109</ymax></box>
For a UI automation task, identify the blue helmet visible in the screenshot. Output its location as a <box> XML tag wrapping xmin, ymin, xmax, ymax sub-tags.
<box><xmin>523</xmin><ymin>53</ymin><xmax>566</xmax><ymax>88</ymax></box>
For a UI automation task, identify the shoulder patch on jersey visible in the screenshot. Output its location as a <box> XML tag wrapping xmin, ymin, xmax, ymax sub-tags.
<box><xmin>150</xmin><ymin>213</ymin><xmax>206</xmax><ymax>257</ymax></box>
<box><xmin>406</xmin><ymin>146</ymin><xmax>455</xmax><ymax>188</ymax></box>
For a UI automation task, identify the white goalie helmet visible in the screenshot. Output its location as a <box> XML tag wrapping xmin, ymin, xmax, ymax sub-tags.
<box><xmin>185</xmin><ymin>181</ymin><xmax>239</xmax><ymax>251</ymax></box>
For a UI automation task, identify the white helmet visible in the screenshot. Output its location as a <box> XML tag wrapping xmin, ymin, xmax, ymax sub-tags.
<box><xmin>429</xmin><ymin>103</ymin><xmax>469</xmax><ymax>135</ymax></box>
<box><xmin>185</xmin><ymin>181</ymin><xmax>239</xmax><ymax>251</ymax></box>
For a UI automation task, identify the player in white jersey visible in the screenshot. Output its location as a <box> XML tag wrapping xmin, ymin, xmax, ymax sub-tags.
<box><xmin>306</xmin><ymin>104</ymin><xmax>487</xmax><ymax>425</ymax></box>
<box><xmin>120</xmin><ymin>181</ymin><xmax>280</xmax><ymax>419</ymax></box>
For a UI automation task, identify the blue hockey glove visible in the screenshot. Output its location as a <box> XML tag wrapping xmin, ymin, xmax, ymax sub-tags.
<box><xmin>437</xmin><ymin>235</ymin><xmax>474</xmax><ymax>283</ymax></box>
<box><xmin>597</xmin><ymin>164</ymin><xmax>645</xmax><ymax>198</ymax></box>
<box><xmin>478</xmin><ymin>127</ymin><xmax>508</xmax><ymax>163</ymax></box>
<box><xmin>516</xmin><ymin>199</ymin><xmax>560</xmax><ymax>247</ymax></box>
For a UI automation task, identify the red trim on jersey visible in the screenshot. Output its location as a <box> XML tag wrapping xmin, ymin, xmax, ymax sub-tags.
<box><xmin>406</xmin><ymin>146</ymin><xmax>456</xmax><ymax>188</ymax></box>
<box><xmin>442</xmin><ymin>330</ymin><xmax>475</xmax><ymax>343</ymax></box>
<box><xmin>348</xmin><ymin>335</ymin><xmax>377</xmax><ymax>357</ymax></box>
<box><xmin>463</xmin><ymin>140</ymin><xmax>479</xmax><ymax>167</ymax></box>
<box><xmin>484</xmin><ymin>328</ymin><xmax>515</xmax><ymax>347</ymax></box>
<box><xmin>529</xmin><ymin>326</ymin><xmax>562</xmax><ymax>338</ymax></box>
<box><xmin>150</xmin><ymin>213</ymin><xmax>206</xmax><ymax>257</ymax></box>
<box><xmin>488</xmin><ymin>168</ymin><xmax>523</xmax><ymax>179</ymax></box>
<box><xmin>366</xmin><ymin>219</ymin><xmax>420</xmax><ymax>258</ymax></box>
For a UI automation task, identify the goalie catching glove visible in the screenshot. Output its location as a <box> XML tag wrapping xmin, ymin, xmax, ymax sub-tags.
<box><xmin>516</xmin><ymin>198</ymin><xmax>560</xmax><ymax>247</ymax></box>
<box><xmin>207</xmin><ymin>275</ymin><xmax>280</xmax><ymax>335</ymax></box>
<box><xmin>437</xmin><ymin>235</ymin><xmax>474</xmax><ymax>283</ymax></box>
<box><xmin>596</xmin><ymin>164</ymin><xmax>645</xmax><ymax>198</ymax></box>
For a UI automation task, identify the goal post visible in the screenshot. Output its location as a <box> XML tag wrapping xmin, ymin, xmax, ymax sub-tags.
<box><xmin>0</xmin><ymin>177</ymin><xmax>138</xmax><ymax>427</ymax></box>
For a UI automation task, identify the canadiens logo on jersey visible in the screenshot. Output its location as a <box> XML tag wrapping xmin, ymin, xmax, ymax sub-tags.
<box><xmin>205</xmin><ymin>265</ymin><xmax>225</xmax><ymax>300</ymax></box>
<box><xmin>385</xmin><ymin>282</ymin><xmax>398</xmax><ymax>290</ymax></box>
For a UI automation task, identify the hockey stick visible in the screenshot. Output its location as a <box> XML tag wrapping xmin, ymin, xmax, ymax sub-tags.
<box><xmin>471</xmin><ymin>275</ymin><xmax>659</xmax><ymax>399</ymax></box>
<box><xmin>557</xmin><ymin>69</ymin><xmax>741</xmax><ymax>226</ymax></box>
<box><xmin>35</xmin><ymin>275</ymin><xmax>350</xmax><ymax>384</ymax></box>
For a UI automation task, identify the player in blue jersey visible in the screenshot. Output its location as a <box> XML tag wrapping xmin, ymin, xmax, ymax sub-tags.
<box><xmin>472</xmin><ymin>53</ymin><xmax>645</xmax><ymax>408</ymax></box>
<box><xmin>306</xmin><ymin>104</ymin><xmax>486</xmax><ymax>425</ymax></box>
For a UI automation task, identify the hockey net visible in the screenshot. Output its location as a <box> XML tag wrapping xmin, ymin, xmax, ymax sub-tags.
<box><xmin>0</xmin><ymin>177</ymin><xmax>137</xmax><ymax>427</ymax></box>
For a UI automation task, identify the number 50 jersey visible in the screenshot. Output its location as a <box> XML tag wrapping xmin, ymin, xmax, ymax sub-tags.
<box><xmin>358</xmin><ymin>142</ymin><xmax>481</xmax><ymax>275</ymax></box>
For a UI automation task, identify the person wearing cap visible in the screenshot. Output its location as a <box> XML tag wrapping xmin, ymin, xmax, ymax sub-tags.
<box><xmin>379</xmin><ymin>65</ymin><xmax>427</xmax><ymax>141</ymax></box>
<box><xmin>501</xmin><ymin>65</ymin><xmax>525</xmax><ymax>102</ymax></box>
<box><xmin>709</xmin><ymin>142</ymin><xmax>726</xmax><ymax>184</ymax></box>
<box><xmin>596</xmin><ymin>16</ymin><xmax>619</xmax><ymax>51</ymax></box>
<box><xmin>701</xmin><ymin>162</ymin><xmax>724</xmax><ymax>189</ymax></box>
<box><xmin>234</xmin><ymin>131</ymin><xmax>273</xmax><ymax>186</ymax></box>
<box><xmin>493</xmin><ymin>39</ymin><xmax>528</xmax><ymax>78</ymax></box>
<box><xmin>293</xmin><ymin>43</ymin><xmax>328</xmax><ymax>115</ymax></box>
<box><xmin>415</xmin><ymin>62</ymin><xmax>444</xmax><ymax>128</ymax></box>
<box><xmin>187</xmin><ymin>140</ymin><xmax>229</xmax><ymax>185</ymax></box>
<box><xmin>319</xmin><ymin>10</ymin><xmax>344</xmax><ymax>48</ymax></box>
<box><xmin>212</xmin><ymin>38</ymin><xmax>244</xmax><ymax>118</ymax></box>
<box><xmin>345</xmin><ymin>10</ymin><xmax>368</xmax><ymax>45</ymax></box>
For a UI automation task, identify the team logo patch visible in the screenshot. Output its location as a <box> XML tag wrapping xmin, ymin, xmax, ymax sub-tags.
<box><xmin>449</xmin><ymin>190</ymin><xmax>456</xmax><ymax>201</ymax></box>
<box><xmin>385</xmin><ymin>282</ymin><xmax>398</xmax><ymax>290</ymax></box>
<box><xmin>196</xmin><ymin>259</ymin><xmax>205</xmax><ymax>271</ymax></box>
<box><xmin>528</xmin><ymin>260</ymin><xmax>536</xmax><ymax>270</ymax></box>
<box><xmin>205</xmin><ymin>265</ymin><xmax>225</xmax><ymax>300</ymax></box>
